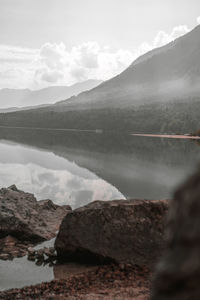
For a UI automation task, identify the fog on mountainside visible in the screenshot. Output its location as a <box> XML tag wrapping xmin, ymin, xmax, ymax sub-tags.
<box><xmin>54</xmin><ymin>24</ymin><xmax>200</xmax><ymax>110</ymax></box>
<box><xmin>0</xmin><ymin>26</ymin><xmax>200</xmax><ymax>134</ymax></box>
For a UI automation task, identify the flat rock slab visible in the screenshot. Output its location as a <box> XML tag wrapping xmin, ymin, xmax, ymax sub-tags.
<box><xmin>55</xmin><ymin>199</ymin><xmax>169</xmax><ymax>265</ymax></box>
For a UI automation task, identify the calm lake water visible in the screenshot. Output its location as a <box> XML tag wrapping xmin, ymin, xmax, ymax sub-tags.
<box><xmin>0</xmin><ymin>127</ymin><xmax>200</xmax><ymax>290</ymax></box>
<box><xmin>0</xmin><ymin>127</ymin><xmax>199</xmax><ymax>207</ymax></box>
<box><xmin>0</xmin><ymin>137</ymin><xmax>124</xmax><ymax>209</ymax></box>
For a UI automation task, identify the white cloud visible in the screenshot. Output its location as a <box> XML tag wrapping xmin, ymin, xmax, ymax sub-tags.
<box><xmin>39</xmin><ymin>69</ymin><xmax>64</xmax><ymax>83</ymax></box>
<box><xmin>0</xmin><ymin>45</ymin><xmax>38</xmax><ymax>63</ymax></box>
<box><xmin>197</xmin><ymin>16</ymin><xmax>200</xmax><ymax>24</ymax></box>
<box><xmin>73</xmin><ymin>42</ymin><xmax>100</xmax><ymax>69</ymax></box>
<box><xmin>0</xmin><ymin>24</ymin><xmax>191</xmax><ymax>89</ymax></box>
<box><xmin>152</xmin><ymin>25</ymin><xmax>189</xmax><ymax>48</ymax></box>
<box><xmin>39</xmin><ymin>42</ymin><xmax>67</xmax><ymax>70</ymax></box>
<box><xmin>27</xmin><ymin>41</ymin><xmax>134</xmax><ymax>88</ymax></box>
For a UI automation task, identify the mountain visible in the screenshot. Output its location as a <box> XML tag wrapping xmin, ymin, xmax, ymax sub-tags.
<box><xmin>0</xmin><ymin>26</ymin><xmax>200</xmax><ymax>133</ymax></box>
<box><xmin>0</xmin><ymin>80</ymin><xmax>102</xmax><ymax>111</ymax></box>
<box><xmin>0</xmin><ymin>104</ymin><xmax>49</xmax><ymax>114</ymax></box>
<box><xmin>54</xmin><ymin>25</ymin><xmax>200</xmax><ymax>111</ymax></box>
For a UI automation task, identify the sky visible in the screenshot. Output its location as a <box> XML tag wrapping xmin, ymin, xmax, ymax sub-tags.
<box><xmin>0</xmin><ymin>0</ymin><xmax>200</xmax><ymax>90</ymax></box>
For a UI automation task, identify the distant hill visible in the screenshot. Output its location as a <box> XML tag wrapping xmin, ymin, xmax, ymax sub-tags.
<box><xmin>0</xmin><ymin>26</ymin><xmax>200</xmax><ymax>133</ymax></box>
<box><xmin>0</xmin><ymin>80</ymin><xmax>102</xmax><ymax>111</ymax></box>
<box><xmin>0</xmin><ymin>104</ymin><xmax>50</xmax><ymax>114</ymax></box>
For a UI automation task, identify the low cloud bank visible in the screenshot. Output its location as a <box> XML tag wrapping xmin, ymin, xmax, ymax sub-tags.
<box><xmin>0</xmin><ymin>24</ymin><xmax>191</xmax><ymax>89</ymax></box>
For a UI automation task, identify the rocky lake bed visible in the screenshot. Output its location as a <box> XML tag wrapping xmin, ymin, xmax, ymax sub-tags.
<box><xmin>0</xmin><ymin>184</ymin><xmax>170</xmax><ymax>299</ymax></box>
<box><xmin>1</xmin><ymin>168</ymin><xmax>200</xmax><ymax>299</ymax></box>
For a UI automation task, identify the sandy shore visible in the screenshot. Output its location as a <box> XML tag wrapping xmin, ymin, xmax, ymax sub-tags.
<box><xmin>131</xmin><ymin>133</ymin><xmax>200</xmax><ymax>140</ymax></box>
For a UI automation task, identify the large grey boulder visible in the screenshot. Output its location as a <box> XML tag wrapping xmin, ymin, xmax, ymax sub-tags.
<box><xmin>0</xmin><ymin>185</ymin><xmax>71</xmax><ymax>243</ymax></box>
<box><xmin>55</xmin><ymin>199</ymin><xmax>169</xmax><ymax>265</ymax></box>
<box><xmin>151</xmin><ymin>168</ymin><xmax>200</xmax><ymax>300</ymax></box>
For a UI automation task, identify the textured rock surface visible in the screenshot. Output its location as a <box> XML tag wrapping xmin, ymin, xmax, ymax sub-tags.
<box><xmin>55</xmin><ymin>199</ymin><xmax>169</xmax><ymax>265</ymax></box>
<box><xmin>0</xmin><ymin>185</ymin><xmax>71</xmax><ymax>245</ymax></box>
<box><xmin>151</xmin><ymin>168</ymin><xmax>200</xmax><ymax>300</ymax></box>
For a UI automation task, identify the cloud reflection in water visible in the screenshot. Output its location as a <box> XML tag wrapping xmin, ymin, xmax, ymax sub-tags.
<box><xmin>0</xmin><ymin>141</ymin><xmax>125</xmax><ymax>209</ymax></box>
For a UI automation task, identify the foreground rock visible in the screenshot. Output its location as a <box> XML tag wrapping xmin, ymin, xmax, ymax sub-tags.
<box><xmin>0</xmin><ymin>185</ymin><xmax>71</xmax><ymax>259</ymax></box>
<box><xmin>151</xmin><ymin>168</ymin><xmax>200</xmax><ymax>299</ymax></box>
<box><xmin>55</xmin><ymin>199</ymin><xmax>169</xmax><ymax>266</ymax></box>
<box><xmin>0</xmin><ymin>264</ymin><xmax>151</xmax><ymax>300</ymax></box>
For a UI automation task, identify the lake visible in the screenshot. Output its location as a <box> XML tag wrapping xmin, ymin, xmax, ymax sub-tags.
<box><xmin>0</xmin><ymin>127</ymin><xmax>200</xmax><ymax>290</ymax></box>
<box><xmin>0</xmin><ymin>127</ymin><xmax>200</xmax><ymax>208</ymax></box>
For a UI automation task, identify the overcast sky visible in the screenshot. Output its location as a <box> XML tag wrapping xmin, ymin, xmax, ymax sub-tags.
<box><xmin>0</xmin><ymin>0</ymin><xmax>200</xmax><ymax>89</ymax></box>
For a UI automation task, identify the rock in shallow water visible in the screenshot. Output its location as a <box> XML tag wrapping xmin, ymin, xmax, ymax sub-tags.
<box><xmin>151</xmin><ymin>168</ymin><xmax>200</xmax><ymax>300</ymax></box>
<box><xmin>0</xmin><ymin>185</ymin><xmax>71</xmax><ymax>259</ymax></box>
<box><xmin>55</xmin><ymin>199</ymin><xmax>169</xmax><ymax>265</ymax></box>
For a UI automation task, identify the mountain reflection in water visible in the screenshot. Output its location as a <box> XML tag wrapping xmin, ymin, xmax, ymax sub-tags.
<box><xmin>0</xmin><ymin>127</ymin><xmax>200</xmax><ymax>209</ymax></box>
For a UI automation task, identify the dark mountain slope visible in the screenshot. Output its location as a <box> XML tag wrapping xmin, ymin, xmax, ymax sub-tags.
<box><xmin>0</xmin><ymin>26</ymin><xmax>200</xmax><ymax>133</ymax></box>
<box><xmin>54</xmin><ymin>25</ymin><xmax>200</xmax><ymax>110</ymax></box>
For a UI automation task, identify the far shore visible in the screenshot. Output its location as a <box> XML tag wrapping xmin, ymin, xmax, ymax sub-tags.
<box><xmin>131</xmin><ymin>133</ymin><xmax>200</xmax><ymax>140</ymax></box>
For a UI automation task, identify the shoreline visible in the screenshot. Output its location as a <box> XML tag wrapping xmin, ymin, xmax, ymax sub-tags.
<box><xmin>131</xmin><ymin>133</ymin><xmax>200</xmax><ymax>140</ymax></box>
<box><xmin>1</xmin><ymin>125</ymin><xmax>200</xmax><ymax>141</ymax></box>
<box><xmin>0</xmin><ymin>264</ymin><xmax>151</xmax><ymax>300</ymax></box>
